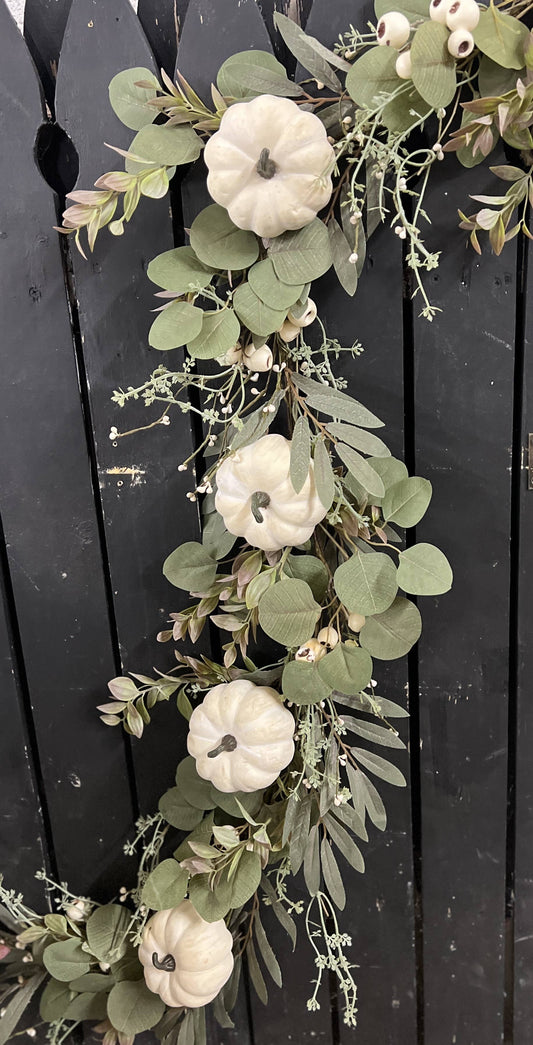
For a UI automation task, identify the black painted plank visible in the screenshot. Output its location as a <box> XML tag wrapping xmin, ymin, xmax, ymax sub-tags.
<box><xmin>176</xmin><ymin>0</ymin><xmax>272</xmax><ymax>101</ymax></box>
<box><xmin>413</xmin><ymin>155</ymin><xmax>515</xmax><ymax>1044</ymax></box>
<box><xmin>0</xmin><ymin>530</ymin><xmax>49</xmax><ymax>911</ymax></box>
<box><xmin>256</xmin><ymin>0</ymin><xmax>314</xmax><ymax>56</ymax></box>
<box><xmin>0</xmin><ymin>0</ymin><xmax>135</xmax><ymax>896</ymax></box>
<box><xmin>23</xmin><ymin>0</ymin><xmax>72</xmax><ymax>108</ymax></box>
<box><xmin>513</xmin><ymin>238</ymin><xmax>533</xmax><ymax>1045</ymax></box>
<box><xmin>137</xmin><ymin>0</ymin><xmax>181</xmax><ymax>77</ymax></box>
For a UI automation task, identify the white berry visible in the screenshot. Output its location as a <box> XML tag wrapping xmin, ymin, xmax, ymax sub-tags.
<box><xmin>347</xmin><ymin>611</ymin><xmax>366</xmax><ymax>633</ymax></box>
<box><xmin>317</xmin><ymin>626</ymin><xmax>340</xmax><ymax>648</ymax></box>
<box><xmin>288</xmin><ymin>298</ymin><xmax>318</xmax><ymax>328</ymax></box>
<box><xmin>395</xmin><ymin>49</ymin><xmax>412</xmax><ymax>78</ymax></box>
<box><xmin>429</xmin><ymin>0</ymin><xmax>452</xmax><ymax>22</ymax></box>
<box><xmin>447</xmin><ymin>27</ymin><xmax>474</xmax><ymax>56</ymax></box>
<box><xmin>376</xmin><ymin>11</ymin><xmax>410</xmax><ymax>48</ymax></box>
<box><xmin>243</xmin><ymin>344</ymin><xmax>273</xmax><ymax>372</ymax></box>
<box><xmin>446</xmin><ymin>0</ymin><xmax>480</xmax><ymax>30</ymax></box>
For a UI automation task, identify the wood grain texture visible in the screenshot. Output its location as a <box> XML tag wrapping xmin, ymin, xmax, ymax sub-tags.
<box><xmin>413</xmin><ymin>151</ymin><xmax>515</xmax><ymax>1045</ymax></box>
<box><xmin>0</xmin><ymin>0</ymin><xmax>135</xmax><ymax>896</ymax></box>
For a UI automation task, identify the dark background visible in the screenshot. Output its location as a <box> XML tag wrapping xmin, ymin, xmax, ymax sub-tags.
<box><xmin>1</xmin><ymin>0</ymin><xmax>532</xmax><ymax>1042</ymax></box>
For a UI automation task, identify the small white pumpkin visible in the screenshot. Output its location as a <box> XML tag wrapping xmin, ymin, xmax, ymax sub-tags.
<box><xmin>187</xmin><ymin>679</ymin><xmax>295</xmax><ymax>793</ymax></box>
<box><xmin>138</xmin><ymin>901</ymin><xmax>233</xmax><ymax>1008</ymax></box>
<box><xmin>215</xmin><ymin>433</ymin><xmax>327</xmax><ymax>553</ymax></box>
<box><xmin>204</xmin><ymin>94</ymin><xmax>334</xmax><ymax>238</ymax></box>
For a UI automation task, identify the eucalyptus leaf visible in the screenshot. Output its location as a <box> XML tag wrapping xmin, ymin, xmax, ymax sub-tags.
<box><xmin>202</xmin><ymin>511</ymin><xmax>236</xmax><ymax>559</ymax></box>
<box><xmin>478</xmin><ymin>55</ymin><xmax>520</xmax><ymax>96</ymax></box>
<box><xmin>290</xmin><ymin>416</ymin><xmax>311</xmax><ymax>493</ymax></box>
<box><xmin>141</xmin><ymin>859</ymin><xmax>188</xmax><ymax>911</ymax></box>
<box><xmin>336</xmin><ymin>443</ymin><xmax>385</xmax><ymax>498</ymax></box>
<box><xmin>0</xmin><ymin>972</ymin><xmax>46</xmax><ymax>1045</ymax></box>
<box><xmin>274</xmin><ymin>12</ymin><xmax>349</xmax><ymax>89</ymax></box>
<box><xmin>282</xmin><ymin>659</ymin><xmax>332</xmax><ymax>705</ymax></box>
<box><xmin>258</xmin><ymin>579</ymin><xmax>321</xmax><ymax>647</ymax></box>
<box><xmin>382</xmin><ymin>83</ymin><xmax>431</xmax><ymax>134</ymax></box>
<box><xmin>108</xmin><ymin>67</ymin><xmax>159</xmax><ymax>130</ymax></box>
<box><xmin>269</xmin><ymin>220</ymin><xmax>332</xmax><ymax>285</ymax></box>
<box><xmin>43</xmin><ymin>939</ymin><xmax>91</xmax><ymax>982</ymax></box>
<box><xmin>346</xmin><ymin>47</ymin><xmax>399</xmax><ymax>110</ymax></box>
<box><xmin>359</xmin><ymin>596</ymin><xmax>422</xmax><ymax>660</ymax></box>
<box><xmin>40</xmin><ymin>979</ymin><xmax>75</xmax><ymax>1022</ymax></box>
<box><xmin>187</xmin><ymin>309</ymin><xmax>241</xmax><ymax>360</ymax></box>
<box><xmin>64</xmin><ymin>991</ymin><xmax>108</xmax><ymax>1021</ymax></box>
<box><xmin>375</xmin><ymin>0</ymin><xmax>428</xmax><ymax>18</ymax></box>
<box><xmin>474</xmin><ymin>5</ymin><xmax>529</xmax><ymax>69</ymax></box>
<box><xmin>147</xmin><ymin>246</ymin><xmax>213</xmax><ymax>293</ymax></box>
<box><xmin>211</xmin><ymin>788</ymin><xmax>264</xmax><ymax>819</ymax></box>
<box><xmin>248</xmin><ymin>258</ymin><xmax>303</xmax><ymax>310</ymax></box>
<box><xmin>352</xmin><ymin>748</ymin><xmax>407</xmax><ymax>787</ymax></box>
<box><xmin>188</xmin><ymin>873</ymin><xmax>232</xmax><ymax>922</ymax></box>
<box><xmin>397</xmin><ymin>543</ymin><xmax>453</xmax><ymax>595</ymax></box>
<box><xmin>382</xmin><ymin>477</ymin><xmax>432</xmax><ymax>527</ymax></box>
<box><xmin>334</xmin><ymin>553</ymin><xmax>398</xmax><ymax>615</ymax></box>
<box><xmin>149</xmin><ymin>301</ymin><xmax>203</xmax><ymax>351</ymax></box>
<box><xmin>410</xmin><ymin>21</ymin><xmax>456</xmax><ymax>109</ymax></box>
<box><xmin>288</xmin><ymin>794</ymin><xmax>312</xmax><ymax>874</ymax></box>
<box><xmin>317</xmin><ymin>642</ymin><xmax>373</xmax><ymax>695</ymax></box>
<box><xmin>159</xmin><ymin>787</ymin><xmax>204</xmax><ymax>830</ymax></box>
<box><xmin>69</xmin><ymin>973</ymin><xmax>114</xmax><ymax>993</ymax></box>
<box><xmin>320</xmin><ymin>838</ymin><xmax>346</xmax><ymax>910</ymax></box>
<box><xmin>107</xmin><ymin>979</ymin><xmax>165</xmax><ymax>1036</ymax></box>
<box><xmin>163</xmin><ymin>542</ymin><xmax>217</xmax><ymax>591</ymax></box>
<box><xmin>176</xmin><ymin>756</ymin><xmax>217</xmax><ymax>810</ymax></box>
<box><xmin>128</xmin><ymin>123</ymin><xmax>202</xmax><ymax>167</ymax></box>
<box><xmin>190</xmin><ymin>204</ymin><xmax>259</xmax><ymax>270</ymax></box>
<box><xmin>327</xmin><ymin>422</ymin><xmax>390</xmax><ymax>458</ymax></box>
<box><xmin>284</xmin><ymin>553</ymin><xmax>329</xmax><ymax>602</ymax></box>
<box><xmin>248</xmin><ymin>940</ymin><xmax>268</xmax><ymax>1005</ymax></box>
<box><xmin>230</xmin><ymin>850</ymin><xmax>262</xmax><ymax>907</ymax></box>
<box><xmin>233</xmin><ymin>282</ymin><xmax>286</xmax><ymax>336</ymax></box>
<box><xmin>255</xmin><ymin>913</ymin><xmax>283</xmax><ymax>987</ymax></box>
<box><xmin>367</xmin><ymin>455</ymin><xmax>408</xmax><ymax>506</ymax></box>
<box><xmin>313</xmin><ymin>438</ymin><xmax>336</xmax><ymax>510</ymax></box>
<box><xmin>303</xmin><ymin>825</ymin><xmax>321</xmax><ymax>896</ymax></box>
<box><xmin>328</xmin><ymin>218</ymin><xmax>358</xmax><ymax>296</ymax></box>
<box><xmin>217</xmin><ymin>50</ymin><xmax>302</xmax><ymax>98</ymax></box>
<box><xmin>85</xmin><ymin>905</ymin><xmax>130</xmax><ymax>964</ymax></box>
<box><xmin>324</xmin><ymin>813</ymin><xmax>365</xmax><ymax>873</ymax></box>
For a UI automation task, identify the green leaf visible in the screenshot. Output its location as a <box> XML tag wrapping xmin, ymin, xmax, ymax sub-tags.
<box><xmin>258</xmin><ymin>579</ymin><xmax>321</xmax><ymax>647</ymax></box>
<box><xmin>328</xmin><ymin>218</ymin><xmax>358</xmax><ymax>296</ymax></box>
<box><xmin>352</xmin><ymin>748</ymin><xmax>406</xmax><ymax>787</ymax></box>
<box><xmin>188</xmin><ymin>873</ymin><xmax>232</xmax><ymax>922</ymax></box>
<box><xmin>255</xmin><ymin>913</ymin><xmax>282</xmax><ymax>987</ymax></box>
<box><xmin>69</xmin><ymin>973</ymin><xmax>114</xmax><ymax>993</ymax></box>
<box><xmin>43</xmin><ymin>939</ymin><xmax>92</xmax><ymax>982</ymax></box>
<box><xmin>231</xmin><ymin>849</ymin><xmax>262</xmax><ymax>907</ymax></box>
<box><xmin>352</xmin><ymin>770</ymin><xmax>387</xmax><ymax>830</ymax></box>
<box><xmin>149</xmin><ymin>301</ymin><xmax>203</xmax><ymax>351</ymax></box>
<box><xmin>147</xmin><ymin>246</ymin><xmax>213</xmax><ymax>293</ymax></box>
<box><xmin>217</xmin><ymin>50</ymin><xmax>302</xmax><ymax>98</ymax></box>
<box><xmin>346</xmin><ymin>46</ymin><xmax>399</xmax><ymax>110</ymax></box>
<box><xmin>334</xmin><ymin>553</ymin><xmax>398</xmax><ymax>615</ymax></box>
<box><xmin>299</xmin><ymin>384</ymin><xmax>384</xmax><ymax>429</ymax></box>
<box><xmin>410</xmin><ymin>21</ymin><xmax>457</xmax><ymax>109</ymax></box>
<box><xmin>178</xmin><ymin>1012</ymin><xmax>194</xmax><ymax>1044</ymax></box>
<box><xmin>288</xmin><ymin>794</ymin><xmax>312</xmax><ymax>874</ymax></box>
<box><xmin>86</xmin><ymin>905</ymin><xmax>130</xmax><ymax>964</ymax></box>
<box><xmin>141</xmin><ymin>859</ymin><xmax>188</xmax><ymax>911</ymax></box>
<box><xmin>336</xmin><ymin>443</ymin><xmax>385</xmax><ymax>499</ymax></box>
<box><xmin>64</xmin><ymin>991</ymin><xmax>108</xmax><ymax>1021</ymax></box>
<box><xmin>269</xmin><ymin>220</ymin><xmax>332</xmax><ymax>285</ymax></box>
<box><xmin>324</xmin><ymin>813</ymin><xmax>365</xmax><ymax>873</ymax></box>
<box><xmin>229</xmin><ymin>389</ymin><xmax>286</xmax><ymax>452</ymax></box>
<box><xmin>233</xmin><ymin>282</ymin><xmax>286</xmax><ymax>337</ymax></box>
<box><xmin>190</xmin><ymin>204</ymin><xmax>259</xmax><ymax>270</ymax></box>
<box><xmin>0</xmin><ymin>972</ymin><xmax>46</xmax><ymax>1045</ymax></box>
<box><xmin>313</xmin><ymin>438</ymin><xmax>336</xmax><ymax>510</ymax></box>
<box><xmin>317</xmin><ymin>642</ymin><xmax>373</xmax><ymax>695</ymax></box>
<box><xmin>246</xmin><ymin>569</ymin><xmax>276</xmax><ymax>609</ymax></box>
<box><xmin>333</xmin><ymin>800</ymin><xmax>368</xmax><ymax>842</ymax></box>
<box><xmin>303</xmin><ymin>824</ymin><xmax>321</xmax><ymax>896</ymax></box>
<box><xmin>159</xmin><ymin>787</ymin><xmax>204</xmax><ymax>830</ymax></box>
<box><xmin>163</xmin><ymin>541</ymin><xmax>217</xmax><ymax>591</ymax></box>
<box><xmin>107</xmin><ymin>979</ymin><xmax>165</xmax><ymax>1036</ymax></box>
<box><xmin>248</xmin><ymin>258</ymin><xmax>303</xmax><ymax>310</ymax></box>
<box><xmin>261</xmin><ymin>876</ymin><xmax>297</xmax><ymax>948</ymax></box>
<box><xmin>375</xmin><ymin>0</ymin><xmax>428</xmax><ymax>19</ymax></box>
<box><xmin>342</xmin><ymin>716</ymin><xmax>405</xmax><ymax>749</ymax></box>
<box><xmin>382</xmin><ymin>83</ymin><xmax>432</xmax><ymax>133</ymax></box>
<box><xmin>108</xmin><ymin>67</ymin><xmax>159</xmax><ymax>130</ymax></box>
<box><xmin>290</xmin><ymin>417</ymin><xmax>311</xmax><ymax>494</ymax></box>
<box><xmin>327</xmin><ymin>423</ymin><xmax>390</xmax><ymax>458</ymax></box>
<box><xmin>176</xmin><ymin>756</ymin><xmax>217</xmax><ymax>810</ymax></box>
<box><xmin>40</xmin><ymin>979</ymin><xmax>75</xmax><ymax>1022</ymax></box>
<box><xmin>247</xmin><ymin>940</ymin><xmax>268</xmax><ymax>1005</ymax></box>
<box><xmin>365</xmin><ymin>456</ymin><xmax>408</xmax><ymax>507</ymax></box>
<box><xmin>382</xmin><ymin>476</ymin><xmax>432</xmax><ymax>527</ymax></box>
<box><xmin>284</xmin><ymin>554</ymin><xmax>329</xmax><ymax>602</ymax></box>
<box><xmin>474</xmin><ymin>4</ymin><xmax>529</xmax><ymax>69</ymax></box>
<box><xmin>187</xmin><ymin>309</ymin><xmax>241</xmax><ymax>360</ymax></box>
<box><xmin>211</xmin><ymin>787</ymin><xmax>264</xmax><ymax>819</ymax></box>
<box><xmin>478</xmin><ymin>55</ymin><xmax>520</xmax><ymax>96</ymax></box>
<box><xmin>359</xmin><ymin>596</ymin><xmax>422</xmax><ymax>660</ymax></box>
<box><xmin>320</xmin><ymin>838</ymin><xmax>345</xmax><ymax>910</ymax></box>
<box><xmin>202</xmin><ymin>511</ymin><xmax>236</xmax><ymax>559</ymax></box>
<box><xmin>128</xmin><ymin>123</ymin><xmax>202</xmax><ymax>167</ymax></box>
<box><xmin>273</xmin><ymin>12</ymin><xmax>348</xmax><ymax>90</ymax></box>
<box><xmin>397</xmin><ymin>543</ymin><xmax>453</xmax><ymax>595</ymax></box>
<box><xmin>282</xmin><ymin>659</ymin><xmax>332</xmax><ymax>706</ymax></box>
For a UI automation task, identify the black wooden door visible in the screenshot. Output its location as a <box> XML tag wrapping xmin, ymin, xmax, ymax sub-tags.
<box><xmin>0</xmin><ymin>0</ymin><xmax>530</xmax><ymax>1042</ymax></box>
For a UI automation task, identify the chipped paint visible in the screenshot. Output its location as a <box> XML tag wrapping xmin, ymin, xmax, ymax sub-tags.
<box><xmin>104</xmin><ymin>466</ymin><xmax>146</xmax><ymax>487</ymax></box>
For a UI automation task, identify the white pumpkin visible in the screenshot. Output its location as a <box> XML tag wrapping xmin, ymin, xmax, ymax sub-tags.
<box><xmin>138</xmin><ymin>901</ymin><xmax>233</xmax><ymax>1008</ymax></box>
<box><xmin>204</xmin><ymin>95</ymin><xmax>335</xmax><ymax>238</ymax></box>
<box><xmin>214</xmin><ymin>433</ymin><xmax>327</xmax><ymax>552</ymax></box>
<box><xmin>187</xmin><ymin>679</ymin><xmax>295</xmax><ymax>793</ymax></box>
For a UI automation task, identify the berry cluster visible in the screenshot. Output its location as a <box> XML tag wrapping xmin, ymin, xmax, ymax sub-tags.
<box><xmin>376</xmin><ymin>0</ymin><xmax>480</xmax><ymax>81</ymax></box>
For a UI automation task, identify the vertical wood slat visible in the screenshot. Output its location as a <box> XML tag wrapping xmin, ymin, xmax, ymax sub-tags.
<box><xmin>513</xmin><ymin>236</ymin><xmax>532</xmax><ymax>1045</ymax></box>
<box><xmin>413</xmin><ymin>155</ymin><xmax>515</xmax><ymax>1045</ymax></box>
<box><xmin>23</xmin><ymin>0</ymin><xmax>73</xmax><ymax>107</ymax></box>
<box><xmin>0</xmin><ymin>0</ymin><xmax>135</xmax><ymax>897</ymax></box>
<box><xmin>137</xmin><ymin>0</ymin><xmax>181</xmax><ymax>78</ymax></box>
<box><xmin>54</xmin><ymin>0</ymin><xmax>200</xmax><ymax>817</ymax></box>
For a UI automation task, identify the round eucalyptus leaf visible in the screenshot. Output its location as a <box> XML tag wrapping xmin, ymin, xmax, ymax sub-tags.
<box><xmin>108</xmin><ymin>67</ymin><xmax>159</xmax><ymax>130</ymax></box>
<box><xmin>269</xmin><ymin>219</ymin><xmax>333</xmax><ymax>285</ymax></box>
<box><xmin>175</xmin><ymin>756</ymin><xmax>217</xmax><ymax>810</ymax></box>
<box><xmin>128</xmin><ymin>123</ymin><xmax>202</xmax><ymax>168</ymax></box>
<box><xmin>474</xmin><ymin>7</ymin><xmax>529</xmax><ymax>70</ymax></box>
<box><xmin>410</xmin><ymin>21</ymin><xmax>457</xmax><ymax>109</ymax></box>
<box><xmin>107</xmin><ymin>980</ymin><xmax>165</xmax><ymax>1036</ymax></box>
<box><xmin>248</xmin><ymin>258</ymin><xmax>303</xmax><ymax>310</ymax></box>
<box><xmin>187</xmin><ymin>308</ymin><xmax>241</xmax><ymax>360</ymax></box>
<box><xmin>397</xmin><ymin>543</ymin><xmax>453</xmax><ymax>595</ymax></box>
<box><xmin>141</xmin><ymin>859</ymin><xmax>188</xmax><ymax>911</ymax></box>
<box><xmin>217</xmin><ymin>50</ymin><xmax>300</xmax><ymax>98</ymax></box>
<box><xmin>334</xmin><ymin>553</ymin><xmax>398</xmax><ymax>615</ymax></box>
<box><xmin>367</xmin><ymin>456</ymin><xmax>408</xmax><ymax>507</ymax></box>
<box><xmin>359</xmin><ymin>596</ymin><xmax>422</xmax><ymax>659</ymax></box>
<box><xmin>382</xmin><ymin>477</ymin><xmax>432</xmax><ymax>528</ymax></box>
<box><xmin>149</xmin><ymin>301</ymin><xmax>203</xmax><ymax>351</ymax></box>
<box><xmin>258</xmin><ymin>579</ymin><xmax>321</xmax><ymax>647</ymax></box>
<box><xmin>163</xmin><ymin>542</ymin><xmax>217</xmax><ymax>591</ymax></box>
<box><xmin>346</xmin><ymin>47</ymin><xmax>398</xmax><ymax>110</ymax></box>
<box><xmin>317</xmin><ymin>643</ymin><xmax>372</xmax><ymax>695</ymax></box>
<box><xmin>284</xmin><ymin>554</ymin><xmax>329</xmax><ymax>603</ymax></box>
<box><xmin>85</xmin><ymin>905</ymin><xmax>130</xmax><ymax>964</ymax></box>
<box><xmin>188</xmin><ymin>873</ymin><xmax>232</xmax><ymax>922</ymax></box>
<box><xmin>233</xmin><ymin>282</ymin><xmax>286</xmax><ymax>336</ymax></box>
<box><xmin>43</xmin><ymin>940</ymin><xmax>91</xmax><ymax>983</ymax></box>
<box><xmin>147</xmin><ymin>246</ymin><xmax>213</xmax><ymax>292</ymax></box>
<box><xmin>159</xmin><ymin>787</ymin><xmax>204</xmax><ymax>831</ymax></box>
<box><xmin>64</xmin><ymin>991</ymin><xmax>108</xmax><ymax>1021</ymax></box>
<box><xmin>281</xmin><ymin>659</ymin><xmax>332</xmax><ymax>705</ymax></box>
<box><xmin>40</xmin><ymin>980</ymin><xmax>76</xmax><ymax>1021</ymax></box>
<box><xmin>190</xmin><ymin>204</ymin><xmax>259</xmax><ymax>270</ymax></box>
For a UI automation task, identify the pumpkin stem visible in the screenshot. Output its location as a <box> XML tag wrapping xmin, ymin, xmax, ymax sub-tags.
<box><xmin>152</xmin><ymin>952</ymin><xmax>176</xmax><ymax>972</ymax></box>
<box><xmin>256</xmin><ymin>148</ymin><xmax>278</xmax><ymax>180</ymax></box>
<box><xmin>208</xmin><ymin>733</ymin><xmax>238</xmax><ymax>758</ymax></box>
<box><xmin>250</xmin><ymin>490</ymin><xmax>271</xmax><ymax>524</ymax></box>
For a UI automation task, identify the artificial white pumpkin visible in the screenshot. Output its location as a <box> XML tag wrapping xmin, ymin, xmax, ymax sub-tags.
<box><xmin>204</xmin><ymin>94</ymin><xmax>334</xmax><ymax>238</ymax></box>
<box><xmin>187</xmin><ymin>679</ymin><xmax>295</xmax><ymax>793</ymax></box>
<box><xmin>214</xmin><ymin>433</ymin><xmax>327</xmax><ymax>552</ymax></box>
<box><xmin>138</xmin><ymin>901</ymin><xmax>233</xmax><ymax>1008</ymax></box>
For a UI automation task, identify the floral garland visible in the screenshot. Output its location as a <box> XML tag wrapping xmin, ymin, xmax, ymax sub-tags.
<box><xmin>1</xmin><ymin>1</ymin><xmax>530</xmax><ymax>1041</ymax></box>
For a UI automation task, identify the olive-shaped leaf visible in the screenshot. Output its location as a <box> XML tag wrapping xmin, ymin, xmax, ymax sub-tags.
<box><xmin>290</xmin><ymin>416</ymin><xmax>311</xmax><ymax>493</ymax></box>
<box><xmin>334</xmin><ymin>552</ymin><xmax>398</xmax><ymax>615</ymax></box>
<box><xmin>320</xmin><ymin>838</ymin><xmax>346</xmax><ymax>910</ymax></box>
<box><xmin>397</xmin><ymin>543</ymin><xmax>453</xmax><ymax>595</ymax></box>
<box><xmin>313</xmin><ymin>438</ymin><xmax>336</xmax><ymax>510</ymax></box>
<box><xmin>326</xmin><ymin>423</ymin><xmax>390</xmax><ymax>458</ymax></box>
<box><xmin>352</xmin><ymin>749</ymin><xmax>406</xmax><ymax>787</ymax></box>
<box><xmin>336</xmin><ymin>443</ymin><xmax>385</xmax><ymax>498</ymax></box>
